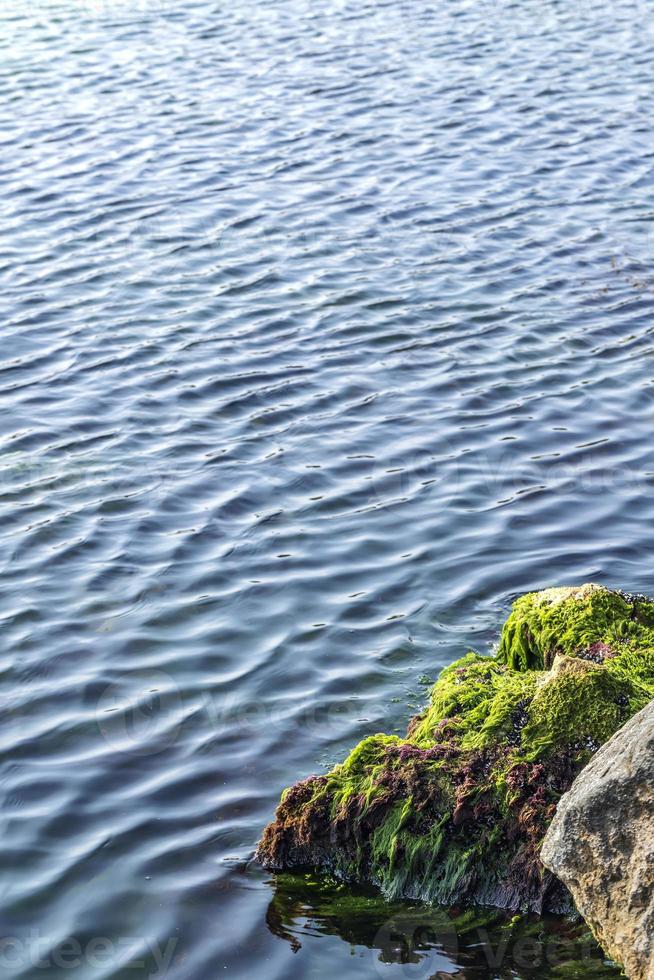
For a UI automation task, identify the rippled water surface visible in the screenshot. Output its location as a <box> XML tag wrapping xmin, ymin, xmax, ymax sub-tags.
<box><xmin>2</xmin><ymin>0</ymin><xmax>654</xmax><ymax>976</ymax></box>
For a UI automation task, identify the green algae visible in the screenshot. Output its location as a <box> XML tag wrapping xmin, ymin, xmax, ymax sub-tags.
<box><xmin>258</xmin><ymin>584</ymin><xmax>654</xmax><ymax>913</ymax></box>
<box><xmin>498</xmin><ymin>583</ymin><xmax>654</xmax><ymax>672</ymax></box>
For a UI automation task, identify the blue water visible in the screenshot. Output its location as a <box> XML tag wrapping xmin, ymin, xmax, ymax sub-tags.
<box><xmin>1</xmin><ymin>0</ymin><xmax>653</xmax><ymax>976</ymax></box>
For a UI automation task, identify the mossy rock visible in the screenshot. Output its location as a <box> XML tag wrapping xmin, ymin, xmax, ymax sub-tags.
<box><xmin>257</xmin><ymin>585</ymin><xmax>654</xmax><ymax>913</ymax></box>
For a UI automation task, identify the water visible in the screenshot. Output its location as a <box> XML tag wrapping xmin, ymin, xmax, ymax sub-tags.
<box><xmin>1</xmin><ymin>0</ymin><xmax>653</xmax><ymax>976</ymax></box>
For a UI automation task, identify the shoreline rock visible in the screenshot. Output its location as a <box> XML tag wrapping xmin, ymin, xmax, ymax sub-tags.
<box><xmin>257</xmin><ymin>584</ymin><xmax>654</xmax><ymax>914</ymax></box>
<box><xmin>542</xmin><ymin>697</ymin><xmax>654</xmax><ymax>979</ymax></box>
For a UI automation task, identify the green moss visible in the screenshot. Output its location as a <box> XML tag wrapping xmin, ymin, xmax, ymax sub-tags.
<box><xmin>257</xmin><ymin>584</ymin><xmax>654</xmax><ymax>914</ymax></box>
<box><xmin>521</xmin><ymin>655</ymin><xmax>651</xmax><ymax>758</ymax></box>
<box><xmin>497</xmin><ymin>583</ymin><xmax>654</xmax><ymax>674</ymax></box>
<box><xmin>409</xmin><ymin>652</ymin><xmax>538</xmax><ymax>749</ymax></box>
<box><xmin>328</xmin><ymin>734</ymin><xmax>402</xmax><ymax>819</ymax></box>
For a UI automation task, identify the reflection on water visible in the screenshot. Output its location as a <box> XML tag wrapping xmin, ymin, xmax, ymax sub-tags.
<box><xmin>264</xmin><ymin>873</ymin><xmax>620</xmax><ymax>978</ymax></box>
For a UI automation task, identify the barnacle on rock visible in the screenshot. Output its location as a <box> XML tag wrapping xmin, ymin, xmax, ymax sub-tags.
<box><xmin>257</xmin><ymin>585</ymin><xmax>654</xmax><ymax>913</ymax></box>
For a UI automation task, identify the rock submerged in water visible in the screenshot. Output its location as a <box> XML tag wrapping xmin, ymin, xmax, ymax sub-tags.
<box><xmin>541</xmin><ymin>697</ymin><xmax>654</xmax><ymax>979</ymax></box>
<box><xmin>257</xmin><ymin>584</ymin><xmax>654</xmax><ymax>914</ymax></box>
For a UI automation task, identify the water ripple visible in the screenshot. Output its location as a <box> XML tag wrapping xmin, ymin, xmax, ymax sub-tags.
<box><xmin>1</xmin><ymin>0</ymin><xmax>653</xmax><ymax>977</ymax></box>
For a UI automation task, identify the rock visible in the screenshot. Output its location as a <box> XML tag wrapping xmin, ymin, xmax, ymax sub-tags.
<box><xmin>541</xmin><ymin>698</ymin><xmax>654</xmax><ymax>979</ymax></box>
<box><xmin>258</xmin><ymin>585</ymin><xmax>654</xmax><ymax>913</ymax></box>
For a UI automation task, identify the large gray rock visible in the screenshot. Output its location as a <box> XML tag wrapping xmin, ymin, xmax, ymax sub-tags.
<box><xmin>541</xmin><ymin>698</ymin><xmax>654</xmax><ymax>979</ymax></box>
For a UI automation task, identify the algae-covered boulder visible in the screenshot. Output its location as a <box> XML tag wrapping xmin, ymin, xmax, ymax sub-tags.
<box><xmin>257</xmin><ymin>585</ymin><xmax>654</xmax><ymax>913</ymax></box>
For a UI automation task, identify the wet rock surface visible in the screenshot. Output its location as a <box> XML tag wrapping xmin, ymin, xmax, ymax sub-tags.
<box><xmin>542</xmin><ymin>698</ymin><xmax>654</xmax><ymax>979</ymax></box>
